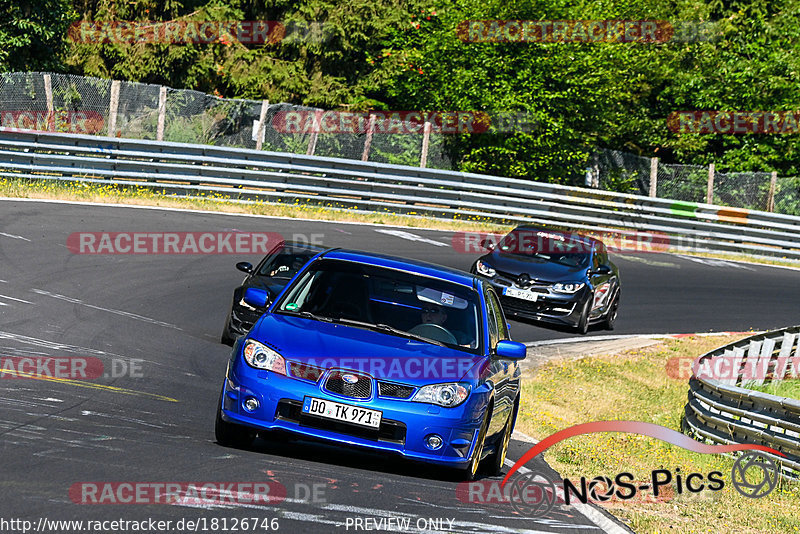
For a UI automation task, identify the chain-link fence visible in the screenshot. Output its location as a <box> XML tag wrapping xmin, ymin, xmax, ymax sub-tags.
<box><xmin>3</xmin><ymin>72</ymin><xmax>800</xmax><ymax>215</ymax></box>
<box><xmin>596</xmin><ymin>148</ymin><xmax>800</xmax><ymax>215</ymax></box>
<box><xmin>0</xmin><ymin>72</ymin><xmax>453</xmax><ymax>169</ymax></box>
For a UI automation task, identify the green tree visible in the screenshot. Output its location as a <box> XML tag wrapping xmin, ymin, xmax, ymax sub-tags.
<box><xmin>0</xmin><ymin>0</ymin><xmax>76</xmax><ymax>71</ymax></box>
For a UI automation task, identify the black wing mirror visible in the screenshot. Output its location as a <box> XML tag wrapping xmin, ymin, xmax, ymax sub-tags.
<box><xmin>479</xmin><ymin>238</ymin><xmax>496</xmax><ymax>251</ymax></box>
<box><xmin>236</xmin><ymin>262</ymin><xmax>254</xmax><ymax>274</ymax></box>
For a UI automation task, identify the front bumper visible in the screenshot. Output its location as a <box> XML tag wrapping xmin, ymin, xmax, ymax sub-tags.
<box><xmin>219</xmin><ymin>367</ymin><xmax>486</xmax><ymax>468</ymax></box>
<box><xmin>494</xmin><ymin>285</ymin><xmax>585</xmax><ymax>327</ymax></box>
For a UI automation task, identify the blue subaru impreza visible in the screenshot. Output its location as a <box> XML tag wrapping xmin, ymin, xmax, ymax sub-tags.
<box><xmin>214</xmin><ymin>249</ymin><xmax>526</xmax><ymax>479</ymax></box>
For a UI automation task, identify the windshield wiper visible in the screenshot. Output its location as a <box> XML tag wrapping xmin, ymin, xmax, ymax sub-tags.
<box><xmin>334</xmin><ymin>318</ymin><xmax>446</xmax><ymax>347</ymax></box>
<box><xmin>282</xmin><ymin>310</ymin><xmax>335</xmax><ymax>322</ymax></box>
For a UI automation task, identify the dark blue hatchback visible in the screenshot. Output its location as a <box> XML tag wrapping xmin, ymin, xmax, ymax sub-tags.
<box><xmin>215</xmin><ymin>249</ymin><xmax>527</xmax><ymax>479</ymax></box>
<box><xmin>471</xmin><ymin>226</ymin><xmax>621</xmax><ymax>334</ymax></box>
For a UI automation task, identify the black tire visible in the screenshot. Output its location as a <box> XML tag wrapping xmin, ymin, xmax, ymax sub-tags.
<box><xmin>603</xmin><ymin>292</ymin><xmax>620</xmax><ymax>331</ymax></box>
<box><xmin>215</xmin><ymin>394</ymin><xmax>256</xmax><ymax>449</ymax></box>
<box><xmin>221</xmin><ymin>317</ymin><xmax>236</xmax><ymax>346</ymax></box>
<box><xmin>487</xmin><ymin>399</ymin><xmax>519</xmax><ymax>476</ymax></box>
<box><xmin>462</xmin><ymin>409</ymin><xmax>490</xmax><ymax>481</ymax></box>
<box><xmin>575</xmin><ymin>298</ymin><xmax>590</xmax><ymax>335</ymax></box>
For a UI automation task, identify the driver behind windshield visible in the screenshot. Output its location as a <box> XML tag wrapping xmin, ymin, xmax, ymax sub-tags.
<box><xmin>419</xmin><ymin>304</ymin><xmax>472</xmax><ymax>347</ymax></box>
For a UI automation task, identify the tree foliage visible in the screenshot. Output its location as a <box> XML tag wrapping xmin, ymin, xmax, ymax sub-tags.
<box><xmin>4</xmin><ymin>0</ymin><xmax>800</xmax><ymax>184</ymax></box>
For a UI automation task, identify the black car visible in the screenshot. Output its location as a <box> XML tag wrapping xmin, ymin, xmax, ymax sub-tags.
<box><xmin>221</xmin><ymin>241</ymin><xmax>327</xmax><ymax>345</ymax></box>
<box><xmin>470</xmin><ymin>226</ymin><xmax>620</xmax><ymax>334</ymax></box>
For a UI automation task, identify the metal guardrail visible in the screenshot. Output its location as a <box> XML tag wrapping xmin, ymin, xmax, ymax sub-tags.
<box><xmin>682</xmin><ymin>326</ymin><xmax>800</xmax><ymax>479</ymax></box>
<box><xmin>2</xmin><ymin>128</ymin><xmax>800</xmax><ymax>260</ymax></box>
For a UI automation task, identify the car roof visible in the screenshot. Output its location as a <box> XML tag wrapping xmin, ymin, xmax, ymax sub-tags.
<box><xmin>276</xmin><ymin>240</ymin><xmax>329</xmax><ymax>253</ymax></box>
<box><xmin>318</xmin><ymin>249</ymin><xmax>479</xmax><ymax>289</ymax></box>
<box><xmin>511</xmin><ymin>225</ymin><xmax>601</xmax><ymax>248</ymax></box>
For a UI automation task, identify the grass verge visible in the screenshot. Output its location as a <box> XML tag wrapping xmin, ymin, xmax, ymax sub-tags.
<box><xmin>516</xmin><ymin>336</ymin><xmax>800</xmax><ymax>534</ymax></box>
<box><xmin>746</xmin><ymin>380</ymin><xmax>800</xmax><ymax>401</ymax></box>
<box><xmin>0</xmin><ymin>177</ymin><xmax>509</xmax><ymax>233</ymax></box>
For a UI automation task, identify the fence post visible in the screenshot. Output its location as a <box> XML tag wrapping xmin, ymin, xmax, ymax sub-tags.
<box><xmin>649</xmin><ymin>157</ymin><xmax>658</xmax><ymax>197</ymax></box>
<box><xmin>420</xmin><ymin>121</ymin><xmax>431</xmax><ymax>168</ymax></box>
<box><xmin>706</xmin><ymin>163</ymin><xmax>715</xmax><ymax>204</ymax></box>
<box><xmin>255</xmin><ymin>99</ymin><xmax>269</xmax><ymax>151</ymax></box>
<box><xmin>107</xmin><ymin>80</ymin><xmax>120</xmax><ymax>137</ymax></box>
<box><xmin>43</xmin><ymin>74</ymin><xmax>54</xmax><ymax>132</ymax></box>
<box><xmin>156</xmin><ymin>86</ymin><xmax>167</xmax><ymax>141</ymax></box>
<box><xmin>767</xmin><ymin>171</ymin><xmax>778</xmax><ymax>212</ymax></box>
<box><xmin>361</xmin><ymin>114</ymin><xmax>376</xmax><ymax>162</ymax></box>
<box><xmin>306</xmin><ymin>110</ymin><xmax>322</xmax><ymax>156</ymax></box>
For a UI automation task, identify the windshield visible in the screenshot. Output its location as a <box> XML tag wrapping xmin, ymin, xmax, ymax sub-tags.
<box><xmin>257</xmin><ymin>250</ymin><xmax>316</xmax><ymax>279</ymax></box>
<box><xmin>497</xmin><ymin>230</ymin><xmax>591</xmax><ymax>268</ymax></box>
<box><xmin>275</xmin><ymin>259</ymin><xmax>481</xmax><ymax>352</ymax></box>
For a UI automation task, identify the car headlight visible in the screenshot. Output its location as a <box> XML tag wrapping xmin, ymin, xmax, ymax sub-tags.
<box><xmin>475</xmin><ymin>260</ymin><xmax>496</xmax><ymax>277</ymax></box>
<box><xmin>412</xmin><ymin>383</ymin><xmax>470</xmax><ymax>407</ymax></box>
<box><xmin>242</xmin><ymin>339</ymin><xmax>286</xmax><ymax>375</ymax></box>
<box><xmin>552</xmin><ymin>282</ymin><xmax>585</xmax><ymax>294</ymax></box>
<box><xmin>238</xmin><ymin>297</ymin><xmax>257</xmax><ymax>311</ymax></box>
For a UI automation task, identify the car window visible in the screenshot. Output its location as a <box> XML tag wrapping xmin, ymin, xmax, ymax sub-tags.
<box><xmin>486</xmin><ymin>290</ymin><xmax>509</xmax><ymax>341</ymax></box>
<box><xmin>485</xmin><ymin>290</ymin><xmax>499</xmax><ymax>349</ymax></box>
<box><xmin>258</xmin><ymin>251</ymin><xmax>313</xmax><ymax>279</ymax></box>
<box><xmin>275</xmin><ymin>259</ymin><xmax>482</xmax><ymax>352</ymax></box>
<box><xmin>592</xmin><ymin>246</ymin><xmax>602</xmax><ymax>270</ymax></box>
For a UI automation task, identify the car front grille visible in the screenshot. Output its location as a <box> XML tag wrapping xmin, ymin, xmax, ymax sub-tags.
<box><xmin>377</xmin><ymin>381</ymin><xmax>415</xmax><ymax>399</ymax></box>
<box><xmin>275</xmin><ymin>400</ymin><xmax>406</xmax><ymax>444</ymax></box>
<box><xmin>324</xmin><ymin>371</ymin><xmax>372</xmax><ymax>399</ymax></box>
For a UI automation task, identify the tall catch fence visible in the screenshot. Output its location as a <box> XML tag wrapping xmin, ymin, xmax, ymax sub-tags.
<box><xmin>1</xmin><ymin>72</ymin><xmax>799</xmax><ymax>215</ymax></box>
<box><xmin>0</xmin><ymin>72</ymin><xmax>453</xmax><ymax>170</ymax></box>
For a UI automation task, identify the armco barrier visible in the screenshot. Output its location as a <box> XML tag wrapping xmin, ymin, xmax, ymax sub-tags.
<box><xmin>682</xmin><ymin>326</ymin><xmax>800</xmax><ymax>480</ymax></box>
<box><xmin>2</xmin><ymin>128</ymin><xmax>800</xmax><ymax>259</ymax></box>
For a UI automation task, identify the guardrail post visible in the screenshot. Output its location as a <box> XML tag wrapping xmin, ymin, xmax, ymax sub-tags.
<box><xmin>255</xmin><ymin>100</ymin><xmax>269</xmax><ymax>151</ymax></box>
<box><xmin>706</xmin><ymin>163</ymin><xmax>715</xmax><ymax>204</ymax></box>
<box><xmin>107</xmin><ymin>80</ymin><xmax>120</xmax><ymax>137</ymax></box>
<box><xmin>156</xmin><ymin>86</ymin><xmax>167</xmax><ymax>141</ymax></box>
<box><xmin>420</xmin><ymin>121</ymin><xmax>431</xmax><ymax>168</ymax></box>
<box><xmin>306</xmin><ymin>110</ymin><xmax>321</xmax><ymax>156</ymax></box>
<box><xmin>767</xmin><ymin>171</ymin><xmax>778</xmax><ymax>212</ymax></box>
<box><xmin>649</xmin><ymin>157</ymin><xmax>658</xmax><ymax>197</ymax></box>
<box><xmin>361</xmin><ymin>114</ymin><xmax>376</xmax><ymax>162</ymax></box>
<box><xmin>43</xmin><ymin>74</ymin><xmax>54</xmax><ymax>132</ymax></box>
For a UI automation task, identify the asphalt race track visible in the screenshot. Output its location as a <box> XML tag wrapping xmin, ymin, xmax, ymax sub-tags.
<box><xmin>2</xmin><ymin>198</ymin><xmax>799</xmax><ymax>533</ymax></box>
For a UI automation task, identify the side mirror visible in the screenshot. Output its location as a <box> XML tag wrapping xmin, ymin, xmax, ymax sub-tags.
<box><xmin>592</xmin><ymin>265</ymin><xmax>612</xmax><ymax>275</ymax></box>
<box><xmin>236</xmin><ymin>262</ymin><xmax>254</xmax><ymax>274</ymax></box>
<box><xmin>495</xmin><ymin>340</ymin><xmax>527</xmax><ymax>360</ymax></box>
<box><xmin>243</xmin><ymin>288</ymin><xmax>270</xmax><ymax>309</ymax></box>
<box><xmin>479</xmin><ymin>238</ymin><xmax>496</xmax><ymax>251</ymax></box>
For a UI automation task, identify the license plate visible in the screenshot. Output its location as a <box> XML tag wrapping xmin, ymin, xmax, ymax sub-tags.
<box><xmin>302</xmin><ymin>396</ymin><xmax>382</xmax><ymax>429</ymax></box>
<box><xmin>504</xmin><ymin>287</ymin><xmax>538</xmax><ymax>302</ymax></box>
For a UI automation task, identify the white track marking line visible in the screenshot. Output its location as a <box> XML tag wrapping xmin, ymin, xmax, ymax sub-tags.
<box><xmin>523</xmin><ymin>331</ymin><xmax>758</xmax><ymax>347</ymax></box>
<box><xmin>0</xmin><ymin>330</ymin><xmax>119</xmax><ymax>357</ymax></box>
<box><xmin>0</xmin><ymin>232</ymin><xmax>30</xmax><ymax>241</ymax></box>
<box><xmin>675</xmin><ymin>254</ymin><xmax>755</xmax><ymax>270</ymax></box>
<box><xmin>30</xmin><ymin>289</ymin><xmax>181</xmax><ymax>330</ymax></box>
<box><xmin>375</xmin><ymin>229</ymin><xmax>449</xmax><ymax>247</ymax></box>
<box><xmin>0</xmin><ymin>294</ymin><xmax>33</xmax><ymax>304</ymax></box>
